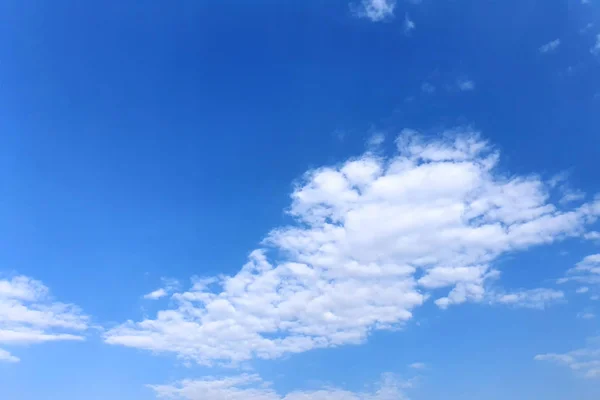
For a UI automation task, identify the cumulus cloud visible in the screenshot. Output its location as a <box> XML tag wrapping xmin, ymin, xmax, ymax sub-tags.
<box><xmin>536</xmin><ymin>338</ymin><xmax>600</xmax><ymax>378</ymax></box>
<box><xmin>539</xmin><ymin>39</ymin><xmax>561</xmax><ymax>54</ymax></box>
<box><xmin>150</xmin><ymin>373</ymin><xmax>409</xmax><ymax>400</ymax></box>
<box><xmin>0</xmin><ymin>275</ymin><xmax>89</xmax><ymax>362</ymax></box>
<box><xmin>105</xmin><ymin>129</ymin><xmax>600</xmax><ymax>366</ymax></box>
<box><xmin>409</xmin><ymin>362</ymin><xmax>426</xmax><ymax>370</ymax></box>
<box><xmin>352</xmin><ymin>0</ymin><xmax>396</xmax><ymax>22</ymax></box>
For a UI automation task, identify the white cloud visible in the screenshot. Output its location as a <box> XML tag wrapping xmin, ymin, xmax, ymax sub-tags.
<box><xmin>0</xmin><ymin>275</ymin><xmax>88</xmax><ymax>362</ymax></box>
<box><xmin>591</xmin><ymin>34</ymin><xmax>600</xmax><ymax>55</ymax></box>
<box><xmin>577</xmin><ymin>311</ymin><xmax>595</xmax><ymax>319</ymax></box>
<box><xmin>558</xmin><ymin>254</ymin><xmax>600</xmax><ymax>286</ymax></box>
<box><xmin>367</xmin><ymin>132</ymin><xmax>386</xmax><ymax>147</ymax></box>
<box><xmin>580</xmin><ymin>23</ymin><xmax>594</xmax><ymax>34</ymax></box>
<box><xmin>352</xmin><ymin>0</ymin><xmax>396</xmax><ymax>22</ymax></box>
<box><xmin>409</xmin><ymin>362</ymin><xmax>426</xmax><ymax>370</ymax></box>
<box><xmin>536</xmin><ymin>338</ymin><xmax>600</xmax><ymax>378</ymax></box>
<box><xmin>150</xmin><ymin>373</ymin><xmax>409</xmax><ymax>400</ymax></box>
<box><xmin>105</xmin><ymin>130</ymin><xmax>600</xmax><ymax>365</ymax></box>
<box><xmin>456</xmin><ymin>79</ymin><xmax>475</xmax><ymax>91</ymax></box>
<box><xmin>144</xmin><ymin>278</ymin><xmax>180</xmax><ymax>300</ymax></box>
<box><xmin>491</xmin><ymin>288</ymin><xmax>565</xmax><ymax>310</ymax></box>
<box><xmin>0</xmin><ymin>348</ymin><xmax>19</xmax><ymax>363</ymax></box>
<box><xmin>421</xmin><ymin>83</ymin><xmax>435</xmax><ymax>94</ymax></box>
<box><xmin>549</xmin><ymin>173</ymin><xmax>586</xmax><ymax>205</ymax></box>
<box><xmin>584</xmin><ymin>231</ymin><xmax>600</xmax><ymax>241</ymax></box>
<box><xmin>539</xmin><ymin>39</ymin><xmax>561</xmax><ymax>54</ymax></box>
<box><xmin>560</xmin><ymin>189</ymin><xmax>586</xmax><ymax>204</ymax></box>
<box><xmin>144</xmin><ymin>288</ymin><xmax>168</xmax><ymax>300</ymax></box>
<box><xmin>403</xmin><ymin>14</ymin><xmax>415</xmax><ymax>34</ymax></box>
<box><xmin>576</xmin><ymin>287</ymin><xmax>590</xmax><ymax>294</ymax></box>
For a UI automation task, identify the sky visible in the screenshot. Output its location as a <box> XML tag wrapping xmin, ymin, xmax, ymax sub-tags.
<box><xmin>1</xmin><ymin>0</ymin><xmax>600</xmax><ymax>399</ymax></box>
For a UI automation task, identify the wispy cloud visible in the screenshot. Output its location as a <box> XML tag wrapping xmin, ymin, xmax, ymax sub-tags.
<box><xmin>367</xmin><ymin>132</ymin><xmax>386</xmax><ymax>147</ymax></box>
<box><xmin>403</xmin><ymin>14</ymin><xmax>415</xmax><ymax>34</ymax></box>
<box><xmin>536</xmin><ymin>337</ymin><xmax>600</xmax><ymax>378</ymax></box>
<box><xmin>491</xmin><ymin>288</ymin><xmax>565</xmax><ymax>310</ymax></box>
<box><xmin>591</xmin><ymin>34</ymin><xmax>600</xmax><ymax>55</ymax></box>
<box><xmin>558</xmin><ymin>254</ymin><xmax>600</xmax><ymax>287</ymax></box>
<box><xmin>0</xmin><ymin>348</ymin><xmax>19</xmax><ymax>363</ymax></box>
<box><xmin>577</xmin><ymin>311</ymin><xmax>595</xmax><ymax>320</ymax></box>
<box><xmin>409</xmin><ymin>362</ymin><xmax>426</xmax><ymax>370</ymax></box>
<box><xmin>456</xmin><ymin>79</ymin><xmax>475</xmax><ymax>91</ymax></box>
<box><xmin>584</xmin><ymin>231</ymin><xmax>600</xmax><ymax>241</ymax></box>
<box><xmin>0</xmin><ymin>275</ymin><xmax>89</xmax><ymax>363</ymax></box>
<box><xmin>143</xmin><ymin>278</ymin><xmax>180</xmax><ymax>300</ymax></box>
<box><xmin>539</xmin><ymin>39</ymin><xmax>561</xmax><ymax>54</ymax></box>
<box><xmin>580</xmin><ymin>23</ymin><xmax>594</xmax><ymax>34</ymax></box>
<box><xmin>149</xmin><ymin>373</ymin><xmax>411</xmax><ymax>400</ymax></box>
<box><xmin>421</xmin><ymin>82</ymin><xmax>435</xmax><ymax>94</ymax></box>
<box><xmin>560</xmin><ymin>189</ymin><xmax>586</xmax><ymax>204</ymax></box>
<box><xmin>352</xmin><ymin>0</ymin><xmax>396</xmax><ymax>22</ymax></box>
<box><xmin>105</xmin><ymin>130</ymin><xmax>600</xmax><ymax>366</ymax></box>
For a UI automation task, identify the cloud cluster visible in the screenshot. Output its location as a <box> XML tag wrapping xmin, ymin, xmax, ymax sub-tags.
<box><xmin>105</xmin><ymin>130</ymin><xmax>600</xmax><ymax>366</ymax></box>
<box><xmin>0</xmin><ymin>276</ymin><xmax>89</xmax><ymax>363</ymax></box>
<box><xmin>352</xmin><ymin>0</ymin><xmax>396</xmax><ymax>22</ymax></box>
<box><xmin>535</xmin><ymin>338</ymin><xmax>600</xmax><ymax>379</ymax></box>
<box><xmin>150</xmin><ymin>373</ymin><xmax>410</xmax><ymax>400</ymax></box>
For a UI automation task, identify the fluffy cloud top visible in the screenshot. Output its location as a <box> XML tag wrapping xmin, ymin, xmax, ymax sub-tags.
<box><xmin>536</xmin><ymin>338</ymin><xmax>600</xmax><ymax>379</ymax></box>
<box><xmin>150</xmin><ymin>373</ymin><xmax>409</xmax><ymax>400</ymax></box>
<box><xmin>105</xmin><ymin>130</ymin><xmax>600</xmax><ymax>366</ymax></box>
<box><xmin>0</xmin><ymin>275</ymin><xmax>89</xmax><ymax>362</ymax></box>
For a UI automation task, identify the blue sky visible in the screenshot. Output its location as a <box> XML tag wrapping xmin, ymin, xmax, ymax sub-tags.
<box><xmin>1</xmin><ymin>0</ymin><xmax>600</xmax><ymax>399</ymax></box>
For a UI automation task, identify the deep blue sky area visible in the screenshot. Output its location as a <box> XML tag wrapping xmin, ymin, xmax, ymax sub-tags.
<box><xmin>0</xmin><ymin>1</ymin><xmax>599</xmax><ymax>399</ymax></box>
